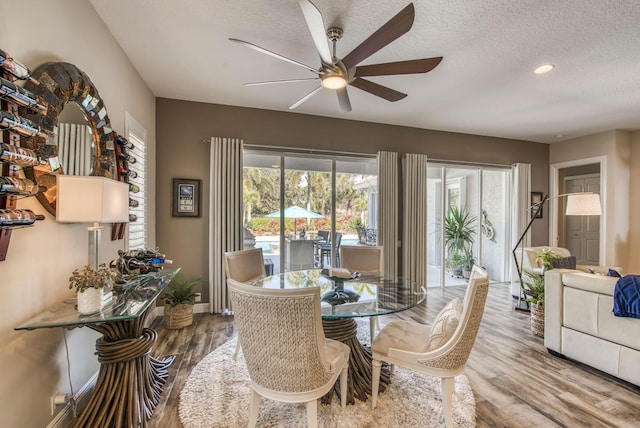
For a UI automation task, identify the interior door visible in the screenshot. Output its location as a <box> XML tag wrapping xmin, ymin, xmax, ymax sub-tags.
<box><xmin>564</xmin><ymin>175</ymin><xmax>600</xmax><ymax>265</ymax></box>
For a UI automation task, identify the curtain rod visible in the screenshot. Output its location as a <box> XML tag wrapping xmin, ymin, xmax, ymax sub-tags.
<box><xmin>202</xmin><ymin>138</ymin><xmax>512</xmax><ymax>168</ymax></box>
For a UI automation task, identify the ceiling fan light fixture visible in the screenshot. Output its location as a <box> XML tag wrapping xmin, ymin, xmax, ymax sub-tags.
<box><xmin>321</xmin><ymin>75</ymin><xmax>347</xmax><ymax>89</ymax></box>
<box><xmin>534</xmin><ymin>64</ymin><xmax>555</xmax><ymax>74</ymax></box>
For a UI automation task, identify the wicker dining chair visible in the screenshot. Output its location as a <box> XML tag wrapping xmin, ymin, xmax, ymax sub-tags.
<box><xmin>371</xmin><ymin>265</ymin><xmax>489</xmax><ymax>428</ymax></box>
<box><xmin>224</xmin><ymin>248</ymin><xmax>267</xmax><ymax>358</ymax></box>
<box><xmin>227</xmin><ymin>279</ymin><xmax>350</xmax><ymax>428</ymax></box>
<box><xmin>339</xmin><ymin>245</ymin><xmax>384</xmax><ymax>342</ymax></box>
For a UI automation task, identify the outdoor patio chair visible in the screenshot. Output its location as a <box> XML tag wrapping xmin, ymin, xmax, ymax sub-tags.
<box><xmin>371</xmin><ymin>265</ymin><xmax>489</xmax><ymax>428</ymax></box>
<box><xmin>228</xmin><ymin>278</ymin><xmax>350</xmax><ymax>428</ymax></box>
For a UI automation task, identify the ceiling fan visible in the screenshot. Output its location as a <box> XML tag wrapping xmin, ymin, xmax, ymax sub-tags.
<box><xmin>229</xmin><ymin>0</ymin><xmax>443</xmax><ymax>113</ymax></box>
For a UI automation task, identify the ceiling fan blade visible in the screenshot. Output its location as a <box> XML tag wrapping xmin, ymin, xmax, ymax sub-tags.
<box><xmin>289</xmin><ymin>86</ymin><xmax>323</xmax><ymax>110</ymax></box>
<box><xmin>229</xmin><ymin>38</ymin><xmax>319</xmax><ymax>74</ymax></box>
<box><xmin>341</xmin><ymin>3</ymin><xmax>415</xmax><ymax>71</ymax></box>
<box><xmin>349</xmin><ymin>77</ymin><xmax>407</xmax><ymax>102</ymax></box>
<box><xmin>244</xmin><ymin>78</ymin><xmax>320</xmax><ymax>86</ymax></box>
<box><xmin>298</xmin><ymin>0</ymin><xmax>333</xmax><ymax>65</ymax></box>
<box><xmin>336</xmin><ymin>87</ymin><xmax>352</xmax><ymax>112</ymax></box>
<box><xmin>355</xmin><ymin>57</ymin><xmax>443</xmax><ymax>77</ymax></box>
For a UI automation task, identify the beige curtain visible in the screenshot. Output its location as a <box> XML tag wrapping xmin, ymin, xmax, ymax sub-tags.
<box><xmin>511</xmin><ymin>162</ymin><xmax>531</xmax><ymax>296</ymax></box>
<box><xmin>402</xmin><ymin>153</ymin><xmax>428</xmax><ymax>286</ymax></box>
<box><xmin>209</xmin><ymin>137</ymin><xmax>243</xmax><ymax>313</ymax></box>
<box><xmin>377</xmin><ymin>151</ymin><xmax>398</xmax><ymax>278</ymax></box>
<box><xmin>57</xmin><ymin>123</ymin><xmax>92</xmax><ymax>175</ymax></box>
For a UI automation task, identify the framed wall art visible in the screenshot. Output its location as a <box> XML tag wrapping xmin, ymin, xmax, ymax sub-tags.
<box><xmin>531</xmin><ymin>191</ymin><xmax>544</xmax><ymax>219</ymax></box>
<box><xmin>172</xmin><ymin>178</ymin><xmax>201</xmax><ymax>217</ymax></box>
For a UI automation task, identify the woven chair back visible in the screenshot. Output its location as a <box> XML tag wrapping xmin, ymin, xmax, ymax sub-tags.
<box><xmin>227</xmin><ymin>279</ymin><xmax>333</xmax><ymax>393</ymax></box>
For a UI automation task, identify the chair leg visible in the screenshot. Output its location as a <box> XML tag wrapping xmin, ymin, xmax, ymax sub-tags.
<box><xmin>441</xmin><ymin>377</ymin><xmax>455</xmax><ymax>428</ymax></box>
<box><xmin>248</xmin><ymin>389</ymin><xmax>261</xmax><ymax>428</ymax></box>
<box><xmin>340</xmin><ymin>364</ymin><xmax>348</xmax><ymax>408</ymax></box>
<box><xmin>369</xmin><ymin>317</ymin><xmax>376</xmax><ymax>343</ymax></box>
<box><xmin>371</xmin><ymin>359</ymin><xmax>382</xmax><ymax>407</ymax></box>
<box><xmin>233</xmin><ymin>341</ymin><xmax>241</xmax><ymax>360</ymax></box>
<box><xmin>306</xmin><ymin>399</ymin><xmax>318</xmax><ymax>428</ymax></box>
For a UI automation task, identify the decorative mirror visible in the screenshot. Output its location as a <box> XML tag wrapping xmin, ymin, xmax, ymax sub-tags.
<box><xmin>22</xmin><ymin>62</ymin><xmax>117</xmax><ymax>215</ymax></box>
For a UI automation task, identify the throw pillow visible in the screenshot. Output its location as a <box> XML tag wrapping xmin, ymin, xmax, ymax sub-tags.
<box><xmin>427</xmin><ymin>298</ymin><xmax>463</xmax><ymax>350</ymax></box>
<box><xmin>552</xmin><ymin>256</ymin><xmax>577</xmax><ymax>270</ymax></box>
<box><xmin>607</xmin><ymin>268</ymin><xmax>622</xmax><ymax>278</ymax></box>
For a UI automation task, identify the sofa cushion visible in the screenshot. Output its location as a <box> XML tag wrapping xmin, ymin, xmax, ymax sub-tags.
<box><xmin>562</xmin><ymin>271</ymin><xmax>617</xmax><ymax>296</ymax></box>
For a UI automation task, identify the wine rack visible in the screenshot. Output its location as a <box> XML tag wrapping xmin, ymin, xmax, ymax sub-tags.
<box><xmin>111</xmin><ymin>134</ymin><xmax>136</xmax><ymax>240</ymax></box>
<box><xmin>0</xmin><ymin>48</ymin><xmax>47</xmax><ymax>261</ymax></box>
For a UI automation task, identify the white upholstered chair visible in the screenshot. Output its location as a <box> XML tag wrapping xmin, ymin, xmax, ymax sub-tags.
<box><xmin>224</xmin><ymin>248</ymin><xmax>267</xmax><ymax>358</ymax></box>
<box><xmin>339</xmin><ymin>245</ymin><xmax>384</xmax><ymax>342</ymax></box>
<box><xmin>227</xmin><ymin>279</ymin><xmax>350</xmax><ymax>428</ymax></box>
<box><xmin>224</xmin><ymin>248</ymin><xmax>266</xmax><ymax>283</ymax></box>
<box><xmin>371</xmin><ymin>265</ymin><xmax>489</xmax><ymax>428</ymax></box>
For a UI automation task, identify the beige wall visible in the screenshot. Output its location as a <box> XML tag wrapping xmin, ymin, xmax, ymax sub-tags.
<box><xmin>550</xmin><ymin>130</ymin><xmax>632</xmax><ymax>269</ymax></box>
<box><xmin>156</xmin><ymin>98</ymin><xmax>550</xmax><ymax>304</ymax></box>
<box><xmin>0</xmin><ymin>1</ymin><xmax>155</xmax><ymax>426</ymax></box>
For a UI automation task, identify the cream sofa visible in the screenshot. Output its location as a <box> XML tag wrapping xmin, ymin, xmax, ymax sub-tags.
<box><xmin>545</xmin><ymin>269</ymin><xmax>640</xmax><ymax>386</ymax></box>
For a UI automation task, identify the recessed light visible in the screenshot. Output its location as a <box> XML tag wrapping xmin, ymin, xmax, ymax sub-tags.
<box><xmin>271</xmin><ymin>164</ymin><xmax>280</xmax><ymax>168</ymax></box>
<box><xmin>555</xmin><ymin>134</ymin><xmax>565</xmax><ymax>139</ymax></box>
<box><xmin>534</xmin><ymin>64</ymin><xmax>554</xmax><ymax>74</ymax></box>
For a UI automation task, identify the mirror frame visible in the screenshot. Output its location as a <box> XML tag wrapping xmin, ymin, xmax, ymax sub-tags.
<box><xmin>23</xmin><ymin>62</ymin><xmax>117</xmax><ymax>216</ymax></box>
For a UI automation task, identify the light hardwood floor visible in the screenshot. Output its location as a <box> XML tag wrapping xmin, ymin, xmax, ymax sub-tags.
<box><xmin>148</xmin><ymin>283</ymin><xmax>640</xmax><ymax>428</ymax></box>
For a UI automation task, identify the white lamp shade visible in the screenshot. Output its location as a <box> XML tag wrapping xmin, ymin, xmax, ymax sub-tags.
<box><xmin>565</xmin><ymin>193</ymin><xmax>602</xmax><ymax>216</ymax></box>
<box><xmin>56</xmin><ymin>175</ymin><xmax>129</xmax><ymax>223</ymax></box>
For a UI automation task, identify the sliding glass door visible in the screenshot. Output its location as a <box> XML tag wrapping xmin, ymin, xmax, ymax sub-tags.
<box><xmin>243</xmin><ymin>150</ymin><xmax>376</xmax><ymax>273</ymax></box>
<box><xmin>427</xmin><ymin>164</ymin><xmax>510</xmax><ymax>287</ymax></box>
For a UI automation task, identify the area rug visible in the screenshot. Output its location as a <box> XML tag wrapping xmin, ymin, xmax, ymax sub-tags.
<box><xmin>179</xmin><ymin>321</ymin><xmax>476</xmax><ymax>427</ymax></box>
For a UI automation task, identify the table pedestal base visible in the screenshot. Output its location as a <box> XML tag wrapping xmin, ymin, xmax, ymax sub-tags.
<box><xmin>322</xmin><ymin>318</ymin><xmax>390</xmax><ymax>404</ymax></box>
<box><xmin>74</xmin><ymin>326</ymin><xmax>173</xmax><ymax>427</ymax></box>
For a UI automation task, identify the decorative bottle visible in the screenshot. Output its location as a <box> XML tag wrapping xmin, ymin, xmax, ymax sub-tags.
<box><xmin>0</xmin><ymin>209</ymin><xmax>45</xmax><ymax>226</ymax></box>
<box><xmin>0</xmin><ymin>176</ymin><xmax>44</xmax><ymax>196</ymax></box>
<box><xmin>0</xmin><ymin>48</ymin><xmax>40</xmax><ymax>84</ymax></box>
<box><xmin>0</xmin><ymin>143</ymin><xmax>42</xmax><ymax>166</ymax></box>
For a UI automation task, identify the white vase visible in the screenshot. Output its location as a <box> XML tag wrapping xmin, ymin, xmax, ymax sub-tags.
<box><xmin>77</xmin><ymin>287</ymin><xmax>103</xmax><ymax>315</ymax></box>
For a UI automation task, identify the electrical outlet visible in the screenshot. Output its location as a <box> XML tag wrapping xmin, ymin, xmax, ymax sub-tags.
<box><xmin>194</xmin><ymin>293</ymin><xmax>201</xmax><ymax>302</ymax></box>
<box><xmin>51</xmin><ymin>393</ymin><xmax>69</xmax><ymax>415</ymax></box>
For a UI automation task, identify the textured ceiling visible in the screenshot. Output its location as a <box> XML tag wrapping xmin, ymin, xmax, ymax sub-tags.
<box><xmin>90</xmin><ymin>0</ymin><xmax>640</xmax><ymax>143</ymax></box>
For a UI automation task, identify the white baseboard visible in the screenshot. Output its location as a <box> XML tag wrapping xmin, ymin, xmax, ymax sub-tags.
<box><xmin>154</xmin><ymin>302</ymin><xmax>209</xmax><ymax>317</ymax></box>
<box><xmin>47</xmin><ymin>371</ymin><xmax>97</xmax><ymax>428</ymax></box>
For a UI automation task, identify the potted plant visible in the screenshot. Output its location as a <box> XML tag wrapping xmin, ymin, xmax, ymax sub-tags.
<box><xmin>444</xmin><ymin>206</ymin><xmax>476</xmax><ymax>276</ymax></box>
<box><xmin>535</xmin><ymin>248</ymin><xmax>560</xmax><ymax>273</ymax></box>
<box><xmin>522</xmin><ymin>269</ymin><xmax>545</xmax><ymax>337</ymax></box>
<box><xmin>352</xmin><ymin>218</ymin><xmax>366</xmax><ymax>244</ymax></box>
<box><xmin>69</xmin><ymin>264</ymin><xmax>116</xmax><ymax>314</ymax></box>
<box><xmin>163</xmin><ymin>273</ymin><xmax>200</xmax><ymax>329</ymax></box>
<box><xmin>462</xmin><ymin>250</ymin><xmax>476</xmax><ymax>279</ymax></box>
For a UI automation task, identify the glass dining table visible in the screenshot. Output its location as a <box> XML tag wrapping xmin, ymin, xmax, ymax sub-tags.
<box><xmin>251</xmin><ymin>269</ymin><xmax>427</xmax><ymax>403</ymax></box>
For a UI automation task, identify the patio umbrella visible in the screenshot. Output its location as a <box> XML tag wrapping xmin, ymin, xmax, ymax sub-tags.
<box><xmin>266</xmin><ymin>205</ymin><xmax>323</xmax><ymax>235</ymax></box>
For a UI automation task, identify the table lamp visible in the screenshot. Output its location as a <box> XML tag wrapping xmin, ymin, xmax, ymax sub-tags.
<box><xmin>56</xmin><ymin>175</ymin><xmax>129</xmax><ymax>269</ymax></box>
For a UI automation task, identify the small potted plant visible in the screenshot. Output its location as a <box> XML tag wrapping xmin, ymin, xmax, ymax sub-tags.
<box><xmin>462</xmin><ymin>250</ymin><xmax>476</xmax><ymax>279</ymax></box>
<box><xmin>163</xmin><ymin>273</ymin><xmax>200</xmax><ymax>329</ymax></box>
<box><xmin>535</xmin><ymin>248</ymin><xmax>560</xmax><ymax>273</ymax></box>
<box><xmin>522</xmin><ymin>269</ymin><xmax>545</xmax><ymax>337</ymax></box>
<box><xmin>69</xmin><ymin>264</ymin><xmax>116</xmax><ymax>314</ymax></box>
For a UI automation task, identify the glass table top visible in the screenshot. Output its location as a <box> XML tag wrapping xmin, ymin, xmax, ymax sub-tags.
<box><xmin>251</xmin><ymin>269</ymin><xmax>426</xmax><ymax>319</ymax></box>
<box><xmin>15</xmin><ymin>269</ymin><xmax>180</xmax><ymax>330</ymax></box>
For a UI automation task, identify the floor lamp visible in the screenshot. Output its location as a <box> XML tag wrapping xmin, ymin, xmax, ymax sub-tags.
<box><xmin>56</xmin><ymin>176</ymin><xmax>130</xmax><ymax>269</ymax></box>
<box><xmin>512</xmin><ymin>192</ymin><xmax>602</xmax><ymax>310</ymax></box>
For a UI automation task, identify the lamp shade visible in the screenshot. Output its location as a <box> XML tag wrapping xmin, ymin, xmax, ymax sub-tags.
<box><xmin>565</xmin><ymin>193</ymin><xmax>602</xmax><ymax>216</ymax></box>
<box><xmin>56</xmin><ymin>175</ymin><xmax>129</xmax><ymax>223</ymax></box>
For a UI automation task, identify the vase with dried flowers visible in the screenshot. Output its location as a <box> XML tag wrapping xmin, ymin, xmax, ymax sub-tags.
<box><xmin>69</xmin><ymin>264</ymin><xmax>117</xmax><ymax>314</ymax></box>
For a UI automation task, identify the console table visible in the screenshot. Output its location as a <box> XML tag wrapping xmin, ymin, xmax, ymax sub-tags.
<box><xmin>15</xmin><ymin>269</ymin><xmax>179</xmax><ymax>428</ymax></box>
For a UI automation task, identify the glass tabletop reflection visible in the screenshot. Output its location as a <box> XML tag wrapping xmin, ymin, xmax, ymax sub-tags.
<box><xmin>251</xmin><ymin>269</ymin><xmax>426</xmax><ymax>319</ymax></box>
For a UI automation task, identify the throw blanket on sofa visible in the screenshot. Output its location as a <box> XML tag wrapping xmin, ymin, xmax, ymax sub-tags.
<box><xmin>613</xmin><ymin>275</ymin><xmax>640</xmax><ymax>318</ymax></box>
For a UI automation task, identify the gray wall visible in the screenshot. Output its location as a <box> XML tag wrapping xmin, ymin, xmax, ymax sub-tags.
<box><xmin>156</xmin><ymin>98</ymin><xmax>550</xmax><ymax>303</ymax></box>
